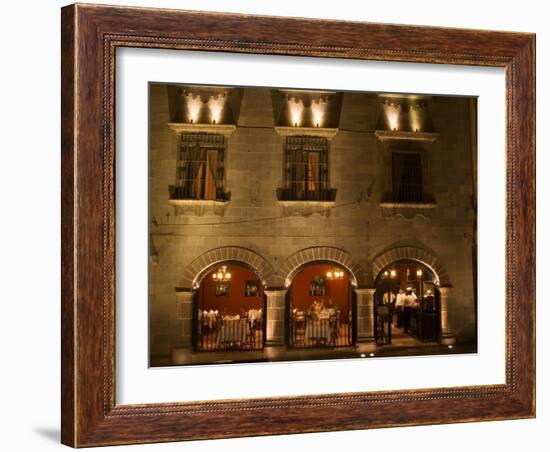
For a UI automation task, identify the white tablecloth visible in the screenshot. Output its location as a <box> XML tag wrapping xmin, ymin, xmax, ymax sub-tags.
<box><xmin>217</xmin><ymin>319</ymin><xmax>249</xmax><ymax>344</ymax></box>
<box><xmin>305</xmin><ymin>319</ymin><xmax>332</xmax><ymax>341</ymax></box>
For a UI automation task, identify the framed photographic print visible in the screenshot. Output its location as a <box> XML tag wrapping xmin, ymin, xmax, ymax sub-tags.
<box><xmin>61</xmin><ymin>3</ymin><xmax>535</xmax><ymax>447</ymax></box>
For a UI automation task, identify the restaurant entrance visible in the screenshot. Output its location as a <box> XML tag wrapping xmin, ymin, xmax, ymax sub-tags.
<box><xmin>287</xmin><ymin>262</ymin><xmax>355</xmax><ymax>348</ymax></box>
<box><xmin>192</xmin><ymin>261</ymin><xmax>266</xmax><ymax>352</ymax></box>
<box><xmin>374</xmin><ymin>260</ymin><xmax>440</xmax><ymax>344</ymax></box>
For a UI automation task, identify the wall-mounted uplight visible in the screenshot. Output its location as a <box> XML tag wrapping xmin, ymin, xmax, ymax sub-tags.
<box><xmin>383</xmin><ymin>100</ymin><xmax>400</xmax><ymax>131</ymax></box>
<box><xmin>311</xmin><ymin>97</ymin><xmax>327</xmax><ymax>128</ymax></box>
<box><xmin>208</xmin><ymin>93</ymin><xmax>226</xmax><ymax>124</ymax></box>
<box><xmin>288</xmin><ymin>96</ymin><xmax>304</xmax><ymax>127</ymax></box>
<box><xmin>186</xmin><ymin>93</ymin><xmax>202</xmax><ymax>124</ymax></box>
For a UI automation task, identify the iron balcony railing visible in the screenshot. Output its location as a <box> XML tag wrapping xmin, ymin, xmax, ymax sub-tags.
<box><xmin>195</xmin><ymin>311</ymin><xmax>264</xmax><ymax>352</ymax></box>
<box><xmin>289</xmin><ymin>310</ymin><xmax>352</xmax><ymax>348</ymax></box>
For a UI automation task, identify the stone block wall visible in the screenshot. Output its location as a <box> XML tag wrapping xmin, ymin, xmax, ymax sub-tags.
<box><xmin>148</xmin><ymin>84</ymin><xmax>476</xmax><ymax>358</ymax></box>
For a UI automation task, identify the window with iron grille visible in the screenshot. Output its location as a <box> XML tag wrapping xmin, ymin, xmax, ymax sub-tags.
<box><xmin>171</xmin><ymin>133</ymin><xmax>227</xmax><ymax>201</ymax></box>
<box><xmin>282</xmin><ymin>136</ymin><xmax>330</xmax><ymax>201</ymax></box>
<box><xmin>392</xmin><ymin>152</ymin><xmax>423</xmax><ymax>202</ymax></box>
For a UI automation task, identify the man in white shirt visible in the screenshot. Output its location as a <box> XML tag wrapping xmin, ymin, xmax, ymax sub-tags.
<box><xmin>395</xmin><ymin>288</ymin><xmax>405</xmax><ymax>327</ymax></box>
<box><xmin>382</xmin><ymin>290</ymin><xmax>396</xmax><ymax>305</ymax></box>
<box><xmin>403</xmin><ymin>288</ymin><xmax>417</xmax><ymax>333</ymax></box>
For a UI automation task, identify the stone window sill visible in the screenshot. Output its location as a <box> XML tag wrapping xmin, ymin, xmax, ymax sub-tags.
<box><xmin>169</xmin><ymin>199</ymin><xmax>229</xmax><ymax>207</ymax></box>
<box><xmin>277</xmin><ymin>200</ymin><xmax>336</xmax><ymax>208</ymax></box>
<box><xmin>379</xmin><ymin>202</ymin><xmax>437</xmax><ymax>209</ymax></box>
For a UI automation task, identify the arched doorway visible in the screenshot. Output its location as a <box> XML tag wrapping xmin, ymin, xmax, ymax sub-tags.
<box><xmin>287</xmin><ymin>262</ymin><xmax>355</xmax><ymax>348</ymax></box>
<box><xmin>374</xmin><ymin>260</ymin><xmax>440</xmax><ymax>344</ymax></box>
<box><xmin>193</xmin><ymin>261</ymin><xmax>266</xmax><ymax>351</ymax></box>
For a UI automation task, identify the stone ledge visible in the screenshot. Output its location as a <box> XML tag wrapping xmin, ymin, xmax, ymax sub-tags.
<box><xmin>374</xmin><ymin>130</ymin><xmax>440</xmax><ymax>143</ymax></box>
<box><xmin>379</xmin><ymin>202</ymin><xmax>437</xmax><ymax>209</ymax></box>
<box><xmin>274</xmin><ymin>126</ymin><xmax>339</xmax><ymax>139</ymax></box>
<box><xmin>168</xmin><ymin>122</ymin><xmax>237</xmax><ymax>137</ymax></box>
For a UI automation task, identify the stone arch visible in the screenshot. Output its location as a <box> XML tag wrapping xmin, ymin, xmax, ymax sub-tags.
<box><xmin>280</xmin><ymin>246</ymin><xmax>365</xmax><ymax>287</ymax></box>
<box><xmin>370</xmin><ymin>245</ymin><xmax>451</xmax><ymax>286</ymax></box>
<box><xmin>178</xmin><ymin>246</ymin><xmax>277</xmax><ymax>289</ymax></box>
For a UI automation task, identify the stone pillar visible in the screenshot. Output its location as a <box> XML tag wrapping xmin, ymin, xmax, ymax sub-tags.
<box><xmin>355</xmin><ymin>288</ymin><xmax>375</xmax><ymax>342</ymax></box>
<box><xmin>174</xmin><ymin>290</ymin><xmax>195</xmax><ymax>348</ymax></box>
<box><xmin>438</xmin><ymin>286</ymin><xmax>456</xmax><ymax>345</ymax></box>
<box><xmin>264</xmin><ymin>289</ymin><xmax>288</xmax><ymax>347</ymax></box>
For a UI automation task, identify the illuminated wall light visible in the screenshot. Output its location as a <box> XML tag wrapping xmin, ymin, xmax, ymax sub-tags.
<box><xmin>186</xmin><ymin>93</ymin><xmax>203</xmax><ymax>123</ymax></box>
<box><xmin>410</xmin><ymin>108</ymin><xmax>421</xmax><ymax>133</ymax></box>
<box><xmin>384</xmin><ymin>104</ymin><xmax>400</xmax><ymax>131</ymax></box>
<box><xmin>288</xmin><ymin>97</ymin><xmax>304</xmax><ymax>127</ymax></box>
<box><xmin>311</xmin><ymin>97</ymin><xmax>327</xmax><ymax>128</ymax></box>
<box><xmin>389</xmin><ymin>269</ymin><xmax>397</xmax><ymax>278</ymax></box>
<box><xmin>208</xmin><ymin>94</ymin><xmax>226</xmax><ymax>124</ymax></box>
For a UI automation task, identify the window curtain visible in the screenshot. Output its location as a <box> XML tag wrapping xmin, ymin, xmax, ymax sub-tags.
<box><xmin>187</xmin><ymin>144</ymin><xmax>204</xmax><ymax>199</ymax></box>
<box><xmin>308</xmin><ymin>151</ymin><xmax>320</xmax><ymax>192</ymax></box>
<box><xmin>292</xmin><ymin>149</ymin><xmax>306</xmax><ymax>200</ymax></box>
<box><xmin>204</xmin><ymin>150</ymin><xmax>218</xmax><ymax>200</ymax></box>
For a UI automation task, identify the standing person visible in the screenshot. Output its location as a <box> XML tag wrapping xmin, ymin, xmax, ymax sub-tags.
<box><xmin>403</xmin><ymin>288</ymin><xmax>416</xmax><ymax>334</ymax></box>
<box><xmin>382</xmin><ymin>289</ymin><xmax>396</xmax><ymax>305</ymax></box>
<box><xmin>395</xmin><ymin>288</ymin><xmax>406</xmax><ymax>327</ymax></box>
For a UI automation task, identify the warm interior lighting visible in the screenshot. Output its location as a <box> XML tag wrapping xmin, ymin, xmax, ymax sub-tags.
<box><xmin>212</xmin><ymin>265</ymin><xmax>232</xmax><ymax>282</ymax></box>
<box><xmin>390</xmin><ymin>269</ymin><xmax>397</xmax><ymax>278</ymax></box>
<box><xmin>327</xmin><ymin>269</ymin><xmax>344</xmax><ymax>280</ymax></box>
<box><xmin>416</xmin><ymin>269</ymin><xmax>423</xmax><ymax>277</ymax></box>
<box><xmin>208</xmin><ymin>93</ymin><xmax>226</xmax><ymax>124</ymax></box>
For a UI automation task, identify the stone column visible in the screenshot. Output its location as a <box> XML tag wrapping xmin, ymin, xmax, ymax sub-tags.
<box><xmin>264</xmin><ymin>289</ymin><xmax>288</xmax><ymax>347</ymax></box>
<box><xmin>355</xmin><ymin>288</ymin><xmax>375</xmax><ymax>342</ymax></box>
<box><xmin>438</xmin><ymin>286</ymin><xmax>456</xmax><ymax>345</ymax></box>
<box><xmin>174</xmin><ymin>290</ymin><xmax>195</xmax><ymax>348</ymax></box>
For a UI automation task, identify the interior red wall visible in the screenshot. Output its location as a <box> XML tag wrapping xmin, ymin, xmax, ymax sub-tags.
<box><xmin>291</xmin><ymin>263</ymin><xmax>350</xmax><ymax>318</ymax></box>
<box><xmin>199</xmin><ymin>264</ymin><xmax>263</xmax><ymax>314</ymax></box>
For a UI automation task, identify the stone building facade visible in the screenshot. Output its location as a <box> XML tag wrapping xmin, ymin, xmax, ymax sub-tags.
<box><xmin>149</xmin><ymin>84</ymin><xmax>477</xmax><ymax>362</ymax></box>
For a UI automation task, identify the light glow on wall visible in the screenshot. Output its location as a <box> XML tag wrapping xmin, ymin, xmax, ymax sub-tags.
<box><xmin>208</xmin><ymin>94</ymin><xmax>226</xmax><ymax>124</ymax></box>
<box><xmin>288</xmin><ymin>96</ymin><xmax>304</xmax><ymax>127</ymax></box>
<box><xmin>410</xmin><ymin>104</ymin><xmax>421</xmax><ymax>132</ymax></box>
<box><xmin>311</xmin><ymin>98</ymin><xmax>327</xmax><ymax>127</ymax></box>
<box><xmin>384</xmin><ymin>104</ymin><xmax>400</xmax><ymax>131</ymax></box>
<box><xmin>186</xmin><ymin>93</ymin><xmax>203</xmax><ymax>123</ymax></box>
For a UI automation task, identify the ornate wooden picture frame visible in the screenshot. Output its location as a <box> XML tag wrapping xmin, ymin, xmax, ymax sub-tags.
<box><xmin>61</xmin><ymin>3</ymin><xmax>535</xmax><ymax>447</ymax></box>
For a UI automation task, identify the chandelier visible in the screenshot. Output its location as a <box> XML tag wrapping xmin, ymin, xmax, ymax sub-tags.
<box><xmin>212</xmin><ymin>265</ymin><xmax>231</xmax><ymax>282</ymax></box>
<box><xmin>326</xmin><ymin>268</ymin><xmax>345</xmax><ymax>280</ymax></box>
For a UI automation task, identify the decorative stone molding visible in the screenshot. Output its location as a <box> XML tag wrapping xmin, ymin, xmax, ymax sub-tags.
<box><xmin>276</xmin><ymin>200</ymin><xmax>336</xmax><ymax>217</ymax></box>
<box><xmin>371</xmin><ymin>245</ymin><xmax>451</xmax><ymax>286</ymax></box>
<box><xmin>274</xmin><ymin>126</ymin><xmax>339</xmax><ymax>140</ymax></box>
<box><xmin>169</xmin><ymin>199</ymin><xmax>229</xmax><ymax>217</ymax></box>
<box><xmin>178</xmin><ymin>246</ymin><xmax>278</xmax><ymax>289</ymax></box>
<box><xmin>379</xmin><ymin>202</ymin><xmax>437</xmax><ymax>220</ymax></box>
<box><xmin>280</xmin><ymin>246</ymin><xmax>365</xmax><ymax>287</ymax></box>
<box><xmin>168</xmin><ymin>122</ymin><xmax>237</xmax><ymax>137</ymax></box>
